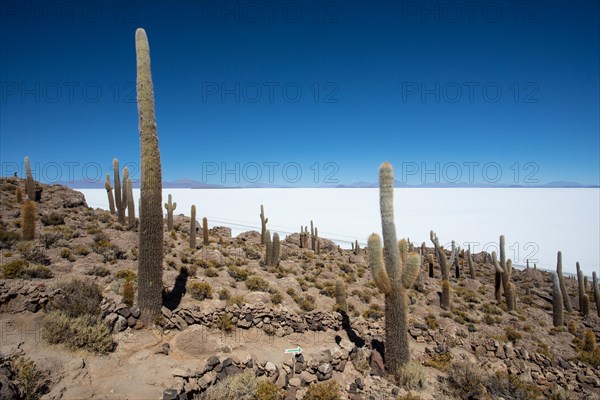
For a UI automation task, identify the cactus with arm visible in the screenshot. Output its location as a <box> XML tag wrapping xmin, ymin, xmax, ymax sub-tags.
<box><xmin>105</xmin><ymin>174</ymin><xmax>116</xmax><ymax>214</ymax></box>
<box><xmin>367</xmin><ymin>162</ymin><xmax>421</xmax><ymax>372</ymax></box>
<box><xmin>164</xmin><ymin>194</ymin><xmax>176</xmax><ymax>231</ymax></box>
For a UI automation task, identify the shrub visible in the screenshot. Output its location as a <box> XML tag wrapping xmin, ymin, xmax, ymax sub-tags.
<box><xmin>505</xmin><ymin>327</ymin><xmax>523</xmax><ymax>343</ymax></box>
<box><xmin>0</xmin><ymin>228</ymin><xmax>20</xmax><ymax>249</ymax></box>
<box><xmin>395</xmin><ymin>361</ymin><xmax>427</xmax><ymax>390</ymax></box>
<box><xmin>200</xmin><ymin>370</ymin><xmax>283</xmax><ymax>400</ymax></box>
<box><xmin>425</xmin><ymin>313</ymin><xmax>439</xmax><ymax>330</ymax></box>
<box><xmin>294</xmin><ymin>294</ymin><xmax>316</xmax><ymax>311</ymax></box>
<box><xmin>39</xmin><ymin>232</ymin><xmax>63</xmax><ymax>249</ymax></box>
<box><xmin>40</xmin><ymin>212</ymin><xmax>65</xmax><ymax>226</ymax></box>
<box><xmin>246</xmin><ymin>276</ymin><xmax>271</xmax><ymax>292</ymax></box>
<box><xmin>424</xmin><ymin>353</ymin><xmax>452</xmax><ymax>370</ymax></box>
<box><xmin>115</xmin><ymin>269</ymin><xmax>137</xmax><ymax>282</ymax></box>
<box><xmin>485</xmin><ymin>371</ymin><xmax>543</xmax><ymax>399</ymax></box>
<box><xmin>1</xmin><ymin>259</ymin><xmax>28</xmax><ymax>278</ymax></box>
<box><xmin>23</xmin><ymin>265</ymin><xmax>53</xmax><ymax>279</ymax></box>
<box><xmin>60</xmin><ymin>248</ymin><xmax>74</xmax><ymax>261</ymax></box>
<box><xmin>188</xmin><ymin>281</ymin><xmax>213</xmax><ymax>300</ymax></box>
<box><xmin>226</xmin><ymin>295</ymin><xmax>246</xmax><ymax>307</ymax></box>
<box><xmin>216</xmin><ymin>313</ymin><xmax>234</xmax><ymax>333</ymax></box>
<box><xmin>270</xmin><ymin>291</ymin><xmax>283</xmax><ymax>305</ymax></box>
<box><xmin>74</xmin><ymin>245</ymin><xmax>91</xmax><ymax>256</ymax></box>
<box><xmin>23</xmin><ymin>246</ymin><xmax>50</xmax><ymax>265</ymax></box>
<box><xmin>228</xmin><ymin>266</ymin><xmax>250</xmax><ymax>281</ymax></box>
<box><xmin>582</xmin><ymin>330</ymin><xmax>596</xmax><ymax>352</ymax></box>
<box><xmin>205</xmin><ymin>267</ymin><xmax>219</xmax><ymax>277</ymax></box>
<box><xmin>88</xmin><ymin>265</ymin><xmax>110</xmax><ymax>277</ymax></box>
<box><xmin>11</xmin><ymin>356</ymin><xmax>48</xmax><ymax>400</ymax></box>
<box><xmin>123</xmin><ymin>281</ymin><xmax>135</xmax><ymax>306</ymax></box>
<box><xmin>219</xmin><ymin>288</ymin><xmax>231</xmax><ymax>300</ymax></box>
<box><xmin>446</xmin><ymin>361</ymin><xmax>486</xmax><ymax>398</ymax></box>
<box><xmin>51</xmin><ymin>278</ymin><xmax>102</xmax><ymax>317</ymax></box>
<box><xmin>304</xmin><ymin>380</ymin><xmax>341</xmax><ymax>400</ymax></box>
<box><xmin>362</xmin><ymin>303</ymin><xmax>384</xmax><ymax>320</ymax></box>
<box><xmin>42</xmin><ymin>311</ymin><xmax>114</xmax><ymax>354</ymax></box>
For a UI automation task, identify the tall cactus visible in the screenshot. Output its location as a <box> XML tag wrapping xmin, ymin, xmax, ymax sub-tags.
<box><xmin>577</xmin><ymin>266</ymin><xmax>589</xmax><ymax>316</ymax></box>
<box><xmin>190</xmin><ymin>205</ymin><xmax>196</xmax><ymax>249</ymax></box>
<box><xmin>430</xmin><ymin>231</ymin><xmax>457</xmax><ymax>310</ymax></box>
<box><xmin>202</xmin><ymin>217</ymin><xmax>209</xmax><ymax>245</ymax></box>
<box><xmin>21</xmin><ymin>200</ymin><xmax>36</xmax><ymax>240</ymax></box>
<box><xmin>493</xmin><ymin>236</ymin><xmax>516</xmax><ymax>311</ymax></box>
<box><xmin>592</xmin><ymin>272</ymin><xmax>600</xmax><ymax>317</ymax></box>
<box><xmin>427</xmin><ymin>254</ymin><xmax>435</xmax><ymax>278</ymax></box>
<box><xmin>367</xmin><ymin>162</ymin><xmax>421</xmax><ymax>372</ymax></box>
<box><xmin>552</xmin><ymin>272</ymin><xmax>564</xmax><ymax>326</ymax></box>
<box><xmin>492</xmin><ymin>252</ymin><xmax>503</xmax><ymax>304</ymax></box>
<box><xmin>113</xmin><ymin>159</ymin><xmax>126</xmax><ymax>224</ymax></box>
<box><xmin>466</xmin><ymin>245</ymin><xmax>475</xmax><ymax>279</ymax></box>
<box><xmin>105</xmin><ymin>174</ymin><xmax>116</xmax><ymax>214</ymax></box>
<box><xmin>15</xmin><ymin>187</ymin><xmax>22</xmax><ymax>203</ymax></box>
<box><xmin>24</xmin><ymin>156</ymin><xmax>35</xmax><ymax>201</ymax></box>
<box><xmin>310</xmin><ymin>220</ymin><xmax>316</xmax><ymax>251</ymax></box>
<box><xmin>314</xmin><ymin>227</ymin><xmax>320</xmax><ymax>255</ymax></box>
<box><xmin>272</xmin><ymin>232</ymin><xmax>280</xmax><ymax>266</ymax></box>
<box><xmin>556</xmin><ymin>251</ymin><xmax>573</xmax><ymax>312</ymax></box>
<box><xmin>260</xmin><ymin>205</ymin><xmax>268</xmax><ymax>244</ymax></box>
<box><xmin>164</xmin><ymin>194</ymin><xmax>176</xmax><ymax>231</ymax></box>
<box><xmin>126</xmin><ymin>177</ymin><xmax>135</xmax><ymax>228</ymax></box>
<box><xmin>335</xmin><ymin>279</ymin><xmax>347</xmax><ymax>313</ymax></box>
<box><xmin>265</xmin><ymin>229</ymin><xmax>272</xmax><ymax>265</ymax></box>
<box><xmin>135</xmin><ymin>28</ymin><xmax>164</xmax><ymax>323</ymax></box>
<box><xmin>576</xmin><ymin>262</ymin><xmax>584</xmax><ymax>311</ymax></box>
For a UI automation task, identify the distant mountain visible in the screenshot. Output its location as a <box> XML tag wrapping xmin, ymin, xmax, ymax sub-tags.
<box><xmin>61</xmin><ymin>179</ymin><xmax>599</xmax><ymax>189</ymax></box>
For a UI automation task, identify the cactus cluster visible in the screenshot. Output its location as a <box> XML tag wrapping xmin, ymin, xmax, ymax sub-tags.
<box><xmin>135</xmin><ymin>28</ymin><xmax>164</xmax><ymax>323</ymax></box>
<box><xmin>264</xmin><ymin>230</ymin><xmax>280</xmax><ymax>266</ymax></box>
<box><xmin>310</xmin><ymin>221</ymin><xmax>321</xmax><ymax>254</ymax></box>
<box><xmin>113</xmin><ymin>159</ymin><xmax>126</xmax><ymax>225</ymax></box>
<box><xmin>164</xmin><ymin>194</ymin><xmax>177</xmax><ymax>231</ymax></box>
<box><xmin>430</xmin><ymin>231</ymin><xmax>457</xmax><ymax>310</ymax></box>
<box><xmin>576</xmin><ymin>262</ymin><xmax>590</xmax><ymax>316</ymax></box>
<box><xmin>299</xmin><ymin>226</ymin><xmax>309</xmax><ymax>248</ymax></box>
<box><xmin>352</xmin><ymin>240</ymin><xmax>360</xmax><ymax>255</ymax></box>
<box><xmin>367</xmin><ymin>162</ymin><xmax>421</xmax><ymax>372</ymax></box>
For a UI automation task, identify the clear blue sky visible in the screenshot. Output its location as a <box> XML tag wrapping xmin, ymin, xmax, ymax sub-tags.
<box><xmin>1</xmin><ymin>0</ymin><xmax>598</xmax><ymax>187</ymax></box>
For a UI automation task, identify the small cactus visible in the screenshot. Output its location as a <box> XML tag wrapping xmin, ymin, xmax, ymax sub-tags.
<box><xmin>24</xmin><ymin>156</ymin><xmax>35</xmax><ymax>201</ymax></box>
<box><xmin>430</xmin><ymin>231</ymin><xmax>457</xmax><ymax>309</ymax></box>
<box><xmin>15</xmin><ymin>187</ymin><xmax>22</xmax><ymax>203</ymax></box>
<box><xmin>552</xmin><ymin>272</ymin><xmax>564</xmax><ymax>326</ymax></box>
<box><xmin>105</xmin><ymin>173</ymin><xmax>116</xmax><ymax>214</ymax></box>
<box><xmin>581</xmin><ymin>294</ymin><xmax>590</xmax><ymax>317</ymax></box>
<box><xmin>260</xmin><ymin>205</ymin><xmax>268</xmax><ymax>245</ymax></box>
<box><xmin>164</xmin><ymin>194</ymin><xmax>176</xmax><ymax>231</ymax></box>
<box><xmin>123</xmin><ymin>281</ymin><xmax>135</xmax><ymax>307</ymax></box>
<box><xmin>190</xmin><ymin>205</ymin><xmax>196</xmax><ymax>249</ymax></box>
<box><xmin>367</xmin><ymin>162</ymin><xmax>421</xmax><ymax>372</ymax></box>
<box><xmin>21</xmin><ymin>200</ymin><xmax>36</xmax><ymax>240</ymax></box>
<box><xmin>427</xmin><ymin>254</ymin><xmax>434</xmax><ymax>278</ymax></box>
<box><xmin>335</xmin><ymin>279</ymin><xmax>347</xmax><ymax>313</ymax></box>
<box><xmin>202</xmin><ymin>217</ymin><xmax>209</xmax><ymax>245</ymax></box>
<box><xmin>556</xmin><ymin>251</ymin><xmax>573</xmax><ymax>312</ymax></box>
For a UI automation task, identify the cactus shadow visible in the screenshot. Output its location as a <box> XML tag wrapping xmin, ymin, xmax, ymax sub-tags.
<box><xmin>340</xmin><ymin>311</ymin><xmax>366</xmax><ymax>348</ymax></box>
<box><xmin>163</xmin><ymin>271</ymin><xmax>187</xmax><ymax>311</ymax></box>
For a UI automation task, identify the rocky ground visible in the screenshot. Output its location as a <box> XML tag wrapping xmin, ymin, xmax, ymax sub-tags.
<box><xmin>0</xmin><ymin>177</ymin><xmax>599</xmax><ymax>400</ymax></box>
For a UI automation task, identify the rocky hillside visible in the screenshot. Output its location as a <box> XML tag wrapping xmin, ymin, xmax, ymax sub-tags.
<box><xmin>0</xmin><ymin>177</ymin><xmax>599</xmax><ymax>400</ymax></box>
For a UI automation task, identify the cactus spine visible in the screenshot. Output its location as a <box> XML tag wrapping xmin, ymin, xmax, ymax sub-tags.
<box><xmin>335</xmin><ymin>279</ymin><xmax>347</xmax><ymax>313</ymax></box>
<box><xmin>135</xmin><ymin>28</ymin><xmax>164</xmax><ymax>323</ymax></box>
<box><xmin>556</xmin><ymin>251</ymin><xmax>573</xmax><ymax>312</ymax></box>
<box><xmin>430</xmin><ymin>231</ymin><xmax>456</xmax><ymax>310</ymax></box>
<box><xmin>552</xmin><ymin>272</ymin><xmax>564</xmax><ymax>326</ymax></box>
<box><xmin>126</xmin><ymin>176</ymin><xmax>135</xmax><ymax>228</ymax></box>
<box><xmin>113</xmin><ymin>159</ymin><xmax>126</xmax><ymax>224</ymax></box>
<box><xmin>24</xmin><ymin>156</ymin><xmax>35</xmax><ymax>201</ymax></box>
<box><xmin>272</xmin><ymin>232</ymin><xmax>280</xmax><ymax>266</ymax></box>
<box><xmin>105</xmin><ymin>174</ymin><xmax>116</xmax><ymax>214</ymax></box>
<box><xmin>260</xmin><ymin>205</ymin><xmax>268</xmax><ymax>244</ymax></box>
<box><xmin>367</xmin><ymin>162</ymin><xmax>421</xmax><ymax>371</ymax></box>
<box><xmin>164</xmin><ymin>194</ymin><xmax>176</xmax><ymax>231</ymax></box>
<box><xmin>202</xmin><ymin>217</ymin><xmax>209</xmax><ymax>245</ymax></box>
<box><xmin>21</xmin><ymin>200</ymin><xmax>36</xmax><ymax>240</ymax></box>
<box><xmin>190</xmin><ymin>205</ymin><xmax>196</xmax><ymax>249</ymax></box>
